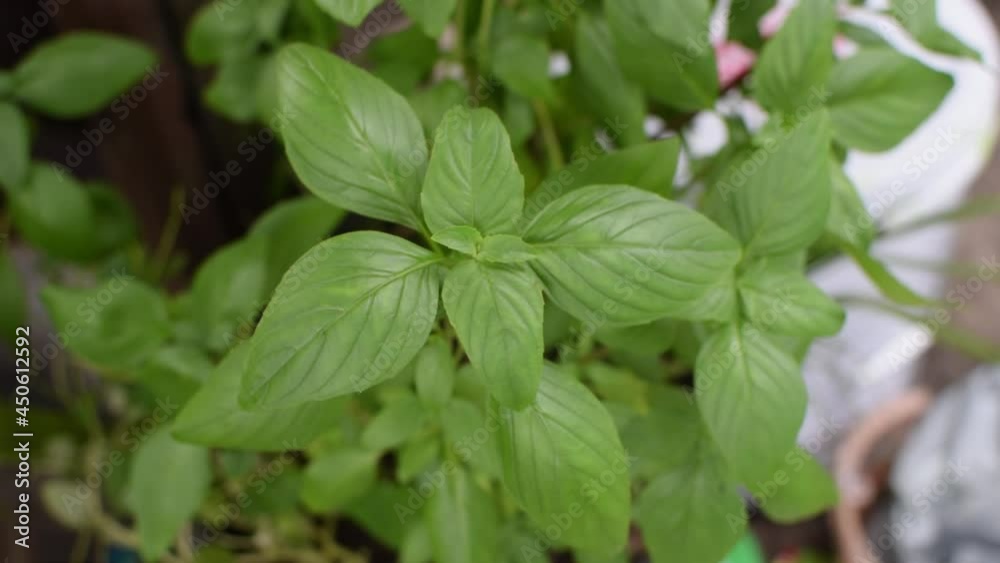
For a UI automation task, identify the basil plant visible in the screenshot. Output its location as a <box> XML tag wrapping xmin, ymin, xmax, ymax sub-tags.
<box><xmin>2</xmin><ymin>0</ymin><xmax>979</xmax><ymax>562</ymax></box>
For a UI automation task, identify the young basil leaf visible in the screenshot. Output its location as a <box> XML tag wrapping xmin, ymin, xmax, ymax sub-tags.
<box><xmin>493</xmin><ymin>365</ymin><xmax>631</xmax><ymax>555</ymax></box>
<box><xmin>432</xmin><ymin>225</ymin><xmax>483</xmax><ymax>256</ymax></box>
<box><xmin>204</xmin><ymin>55</ymin><xmax>267</xmax><ymax>123</ymax></box>
<box><xmin>492</xmin><ymin>35</ymin><xmax>556</xmax><ymax>102</ymax></box>
<box><xmin>574</xmin><ymin>14</ymin><xmax>646</xmax><ymax>146</ymax></box>
<box><xmin>127</xmin><ymin>430</ymin><xmax>212</xmax><ymax>561</ymax></box>
<box><xmin>185</xmin><ymin>0</ymin><xmax>259</xmax><ymax>65</ymax></box>
<box><xmin>422</xmin><ymin>107</ymin><xmax>525</xmax><ymax>235</ymax></box>
<box><xmin>190</xmin><ymin>236</ymin><xmax>270</xmax><ymax>352</ymax></box>
<box><xmin>0</xmin><ymin>102</ymin><xmax>29</xmax><ymax>189</ymax></box>
<box><xmin>503</xmin><ymin>93</ymin><xmax>536</xmax><ymax>146</ymax></box>
<box><xmin>605</xmin><ymin>0</ymin><xmax>718</xmax><ymax>111</ymax></box>
<box><xmin>523</xmin><ymin>185</ymin><xmax>741</xmax><ymax>324</ymax></box>
<box><xmin>695</xmin><ymin>323</ymin><xmax>806</xmax><ymax>484</ymax></box>
<box><xmin>8</xmin><ymin>164</ymin><xmax>96</xmax><ymax>261</ymax></box>
<box><xmin>313</xmin><ymin>0</ymin><xmax>382</xmax><ymax>26</ymax></box>
<box><xmin>891</xmin><ymin>0</ymin><xmax>980</xmax><ymax>60</ymax></box>
<box><xmin>399</xmin><ymin>0</ymin><xmax>458</xmax><ymax>38</ymax></box>
<box><xmin>415</xmin><ymin>336</ymin><xmax>455</xmax><ymax>407</ymax></box>
<box><xmin>13</xmin><ymin>32</ymin><xmax>156</xmax><ymax>119</ymax></box>
<box><xmin>754</xmin><ymin>447</ymin><xmax>838</xmax><ymax>523</ymax></box>
<box><xmin>277</xmin><ymin>43</ymin><xmax>427</xmax><ymax>229</ymax></box>
<box><xmin>707</xmin><ymin>111</ymin><xmax>832</xmax><ymax>257</ymax></box>
<box><xmin>443</xmin><ymin>260</ymin><xmax>543</xmax><ymax>409</ymax></box>
<box><xmin>728</xmin><ymin>0</ymin><xmax>777</xmax><ymax>50</ymax></box>
<box><xmin>753</xmin><ymin>0</ymin><xmax>836</xmax><ymax>114</ymax></box>
<box><xmin>826</xmin><ymin>47</ymin><xmax>953</xmax><ymax>152</ymax></box>
<box><xmin>583</xmin><ymin>363</ymin><xmax>649</xmax><ymax>414</ymax></box>
<box><xmin>41</xmin><ymin>280</ymin><xmax>171</xmax><ymax>372</ymax></box>
<box><xmin>427</xmin><ymin>464</ymin><xmax>499</xmax><ymax>563</ymax></box>
<box><xmin>526</xmin><ymin>138</ymin><xmax>681</xmax><ymax>219</ymax></box>
<box><xmin>630</xmin><ymin>388</ymin><xmax>748</xmax><ymax>563</ymax></box>
<box><xmin>173</xmin><ymin>343</ymin><xmax>348</xmax><ymax>450</ymax></box>
<box><xmin>243</xmin><ymin>231</ymin><xmax>442</xmax><ymax>408</ymax></box>
<box><xmin>477</xmin><ymin>234</ymin><xmax>536</xmax><ymax>264</ymax></box>
<box><xmin>737</xmin><ymin>261</ymin><xmax>845</xmax><ymax>337</ymax></box>
<box><xmin>301</xmin><ymin>447</ymin><xmax>380</xmax><ymax>512</ymax></box>
<box><xmin>361</xmin><ymin>394</ymin><xmax>428</xmax><ymax>450</ymax></box>
<box><xmin>396</xmin><ymin>432</ymin><xmax>441</xmax><ymax>481</ymax></box>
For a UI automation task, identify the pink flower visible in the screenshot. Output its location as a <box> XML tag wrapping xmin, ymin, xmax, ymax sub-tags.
<box><xmin>715</xmin><ymin>41</ymin><xmax>757</xmax><ymax>88</ymax></box>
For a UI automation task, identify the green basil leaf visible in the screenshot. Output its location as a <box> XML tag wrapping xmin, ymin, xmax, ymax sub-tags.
<box><xmin>0</xmin><ymin>102</ymin><xmax>29</xmax><ymax>188</ymax></box>
<box><xmin>14</xmin><ymin>32</ymin><xmax>156</xmax><ymax>119</ymax></box>
<box><xmin>313</xmin><ymin>0</ymin><xmax>382</xmax><ymax>26</ymax></box>
<box><xmin>493</xmin><ymin>35</ymin><xmax>555</xmax><ymax>102</ymax></box>
<box><xmin>400</xmin><ymin>520</ymin><xmax>433</xmax><ymax>563</ymax></box>
<box><xmin>695</xmin><ymin>323</ymin><xmax>806</xmax><ymax>483</ymax></box>
<box><xmin>185</xmin><ymin>0</ymin><xmax>259</xmax><ymax>65</ymax></box>
<box><xmin>493</xmin><ymin>365</ymin><xmax>630</xmax><ymax>554</ymax></box>
<box><xmin>136</xmin><ymin>345</ymin><xmax>211</xmax><ymax>406</ymax></box>
<box><xmin>248</xmin><ymin>195</ymin><xmax>346</xmax><ymax>291</ymax></box>
<box><xmin>41</xmin><ymin>279</ymin><xmax>171</xmax><ymax>372</ymax></box>
<box><xmin>173</xmin><ymin>343</ymin><xmax>348</xmax><ymax>450</ymax></box>
<box><xmin>301</xmin><ymin>447</ymin><xmax>380</xmax><ymax>512</ymax></box>
<box><xmin>755</xmin><ymin>448</ymin><xmax>838</xmax><ymax>523</ymax></box>
<box><xmin>415</xmin><ymin>336</ymin><xmax>455</xmax><ymax>407</ymax></box>
<box><xmin>127</xmin><ymin>430</ymin><xmax>211</xmax><ymax>561</ymax></box>
<box><xmin>826</xmin><ymin>47</ymin><xmax>953</xmax><ymax>152</ymax></box>
<box><xmin>526</xmin><ymin>138</ymin><xmax>681</xmax><ymax>219</ymax></box>
<box><xmin>440</xmin><ymin>398</ymin><xmax>502</xmax><ymax>478</ymax></box>
<box><xmin>204</xmin><ymin>55</ymin><xmax>266</xmax><ymax>123</ymax></box>
<box><xmin>583</xmin><ymin>363</ymin><xmax>649</xmax><ymax>414</ymax></box>
<box><xmin>399</xmin><ymin>0</ymin><xmax>458</xmax><ymax>38</ymax></box>
<box><xmin>8</xmin><ymin>164</ymin><xmax>96</xmax><ymax>261</ymax></box>
<box><xmin>422</xmin><ymin>107</ymin><xmax>525</xmax><ymax>235</ymax></box>
<box><xmin>443</xmin><ymin>260</ymin><xmax>543</xmax><ymax>409</ymax></box>
<box><xmin>606</xmin><ymin>0</ymin><xmax>718</xmax><ymax>111</ymax></box>
<box><xmin>753</xmin><ymin>0</ymin><xmax>836</xmax><ymax>113</ymax></box>
<box><xmin>738</xmin><ymin>261</ymin><xmax>845</xmax><ymax>337</ymax></box>
<box><xmin>728</xmin><ymin>0</ymin><xmax>777</xmax><ymax>49</ymax></box>
<box><xmin>190</xmin><ymin>236</ymin><xmax>269</xmax><ymax>352</ymax></box>
<box><xmin>891</xmin><ymin>0</ymin><xmax>980</xmax><ymax>60</ymax></box>
<box><xmin>243</xmin><ymin>232</ymin><xmax>442</xmax><ymax>408</ymax></box>
<box><xmin>477</xmin><ymin>234</ymin><xmax>536</xmax><ymax>264</ymax></box>
<box><xmin>630</xmin><ymin>388</ymin><xmax>748</xmax><ymax>563</ymax></box>
<box><xmin>825</xmin><ymin>159</ymin><xmax>875</xmax><ymax>250</ymax></box>
<box><xmin>361</xmin><ymin>394</ymin><xmax>428</xmax><ymax>450</ymax></box>
<box><xmin>707</xmin><ymin>111</ymin><xmax>832</xmax><ymax>257</ymax></box>
<box><xmin>397</xmin><ymin>432</ymin><xmax>441</xmax><ymax>481</ymax></box>
<box><xmin>343</xmin><ymin>483</ymin><xmax>410</xmax><ymax>548</ymax></box>
<box><xmin>574</xmin><ymin>14</ymin><xmax>646</xmax><ymax>146</ymax></box>
<box><xmin>427</xmin><ymin>464</ymin><xmax>499</xmax><ymax>563</ymax></box>
<box><xmin>432</xmin><ymin>225</ymin><xmax>483</xmax><ymax>256</ymax></box>
<box><xmin>278</xmin><ymin>43</ymin><xmax>427</xmax><ymax>229</ymax></box>
<box><xmin>595</xmin><ymin>318</ymin><xmax>678</xmax><ymax>356</ymax></box>
<box><xmin>523</xmin><ymin>185</ymin><xmax>741</xmax><ymax>324</ymax></box>
<box><xmin>638</xmin><ymin>447</ymin><xmax>747</xmax><ymax>563</ymax></box>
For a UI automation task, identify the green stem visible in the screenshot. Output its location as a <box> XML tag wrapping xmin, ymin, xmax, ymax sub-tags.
<box><xmin>533</xmin><ymin>100</ymin><xmax>564</xmax><ymax>170</ymax></box>
<box><xmin>476</xmin><ymin>0</ymin><xmax>497</xmax><ymax>67</ymax></box>
<box><xmin>150</xmin><ymin>186</ymin><xmax>186</xmax><ymax>283</ymax></box>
